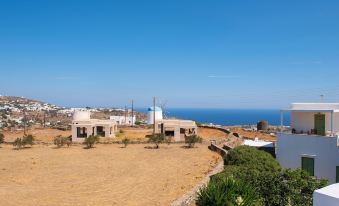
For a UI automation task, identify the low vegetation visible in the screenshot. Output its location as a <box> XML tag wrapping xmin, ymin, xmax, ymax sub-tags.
<box><xmin>13</xmin><ymin>134</ymin><xmax>35</xmax><ymax>149</ymax></box>
<box><xmin>196</xmin><ymin>176</ymin><xmax>261</xmax><ymax>206</ymax></box>
<box><xmin>53</xmin><ymin>135</ymin><xmax>72</xmax><ymax>148</ymax></box>
<box><xmin>83</xmin><ymin>135</ymin><xmax>100</xmax><ymax>148</ymax></box>
<box><xmin>0</xmin><ymin>133</ymin><xmax>4</xmax><ymax>146</ymax></box>
<box><xmin>185</xmin><ymin>135</ymin><xmax>203</xmax><ymax>148</ymax></box>
<box><xmin>148</xmin><ymin>133</ymin><xmax>165</xmax><ymax>149</ymax></box>
<box><xmin>198</xmin><ymin>146</ymin><xmax>327</xmax><ymax>206</ymax></box>
<box><xmin>115</xmin><ymin>129</ymin><xmax>125</xmax><ymax>137</ymax></box>
<box><xmin>121</xmin><ymin>137</ymin><xmax>130</xmax><ymax>148</ymax></box>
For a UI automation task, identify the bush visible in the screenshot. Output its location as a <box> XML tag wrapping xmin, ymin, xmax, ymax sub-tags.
<box><xmin>148</xmin><ymin>133</ymin><xmax>165</xmax><ymax>149</ymax></box>
<box><xmin>185</xmin><ymin>135</ymin><xmax>203</xmax><ymax>148</ymax></box>
<box><xmin>224</xmin><ymin>145</ymin><xmax>281</xmax><ymax>173</ymax></box>
<box><xmin>164</xmin><ymin>136</ymin><xmax>173</xmax><ymax>145</ymax></box>
<box><xmin>0</xmin><ymin>133</ymin><xmax>4</xmax><ymax>145</ymax></box>
<box><xmin>22</xmin><ymin>134</ymin><xmax>35</xmax><ymax>146</ymax></box>
<box><xmin>196</xmin><ymin>176</ymin><xmax>261</xmax><ymax>206</ymax></box>
<box><xmin>13</xmin><ymin>137</ymin><xmax>24</xmax><ymax>149</ymax></box>
<box><xmin>83</xmin><ymin>135</ymin><xmax>99</xmax><ymax>148</ymax></box>
<box><xmin>121</xmin><ymin>137</ymin><xmax>130</xmax><ymax>148</ymax></box>
<box><xmin>54</xmin><ymin>135</ymin><xmax>72</xmax><ymax>148</ymax></box>
<box><xmin>213</xmin><ymin>146</ymin><xmax>327</xmax><ymax>206</ymax></box>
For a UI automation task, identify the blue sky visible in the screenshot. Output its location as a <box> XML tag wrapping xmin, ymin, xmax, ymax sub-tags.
<box><xmin>0</xmin><ymin>0</ymin><xmax>338</xmax><ymax>108</ymax></box>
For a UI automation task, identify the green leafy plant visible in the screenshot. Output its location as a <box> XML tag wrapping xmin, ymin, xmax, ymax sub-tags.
<box><xmin>83</xmin><ymin>135</ymin><xmax>99</xmax><ymax>148</ymax></box>
<box><xmin>185</xmin><ymin>135</ymin><xmax>203</xmax><ymax>148</ymax></box>
<box><xmin>212</xmin><ymin>146</ymin><xmax>327</xmax><ymax>206</ymax></box>
<box><xmin>224</xmin><ymin>145</ymin><xmax>281</xmax><ymax>173</ymax></box>
<box><xmin>196</xmin><ymin>176</ymin><xmax>261</xmax><ymax>206</ymax></box>
<box><xmin>148</xmin><ymin>133</ymin><xmax>165</xmax><ymax>149</ymax></box>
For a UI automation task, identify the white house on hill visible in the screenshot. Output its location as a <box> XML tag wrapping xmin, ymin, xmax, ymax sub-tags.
<box><xmin>110</xmin><ymin>115</ymin><xmax>136</xmax><ymax>125</ymax></box>
<box><xmin>72</xmin><ymin>111</ymin><xmax>117</xmax><ymax>142</ymax></box>
<box><xmin>277</xmin><ymin>103</ymin><xmax>339</xmax><ymax>183</ymax></box>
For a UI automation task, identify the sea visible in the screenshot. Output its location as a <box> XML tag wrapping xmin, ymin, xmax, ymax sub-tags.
<box><xmin>137</xmin><ymin>108</ymin><xmax>290</xmax><ymax>126</ymax></box>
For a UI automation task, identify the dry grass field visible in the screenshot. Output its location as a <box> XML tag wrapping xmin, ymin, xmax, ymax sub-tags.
<box><xmin>230</xmin><ymin>128</ymin><xmax>276</xmax><ymax>141</ymax></box>
<box><xmin>2</xmin><ymin>128</ymin><xmax>72</xmax><ymax>142</ymax></box>
<box><xmin>0</xmin><ymin>143</ymin><xmax>220</xmax><ymax>206</ymax></box>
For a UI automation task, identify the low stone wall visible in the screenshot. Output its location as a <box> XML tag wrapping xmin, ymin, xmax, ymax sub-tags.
<box><xmin>208</xmin><ymin>143</ymin><xmax>228</xmax><ymax>157</ymax></box>
<box><xmin>170</xmin><ymin>143</ymin><xmax>227</xmax><ymax>206</ymax></box>
<box><xmin>170</xmin><ymin>161</ymin><xmax>224</xmax><ymax>206</ymax></box>
<box><xmin>199</xmin><ymin>125</ymin><xmax>231</xmax><ymax>134</ymax></box>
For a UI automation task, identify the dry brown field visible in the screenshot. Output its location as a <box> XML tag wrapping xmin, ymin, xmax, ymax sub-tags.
<box><xmin>2</xmin><ymin>128</ymin><xmax>72</xmax><ymax>142</ymax></box>
<box><xmin>0</xmin><ymin>143</ymin><xmax>220</xmax><ymax>206</ymax></box>
<box><xmin>230</xmin><ymin>128</ymin><xmax>276</xmax><ymax>141</ymax></box>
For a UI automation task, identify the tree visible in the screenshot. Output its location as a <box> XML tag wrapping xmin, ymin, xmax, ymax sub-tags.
<box><xmin>121</xmin><ymin>137</ymin><xmax>130</xmax><ymax>148</ymax></box>
<box><xmin>148</xmin><ymin>133</ymin><xmax>165</xmax><ymax>149</ymax></box>
<box><xmin>0</xmin><ymin>133</ymin><xmax>4</xmax><ymax>145</ymax></box>
<box><xmin>185</xmin><ymin>135</ymin><xmax>203</xmax><ymax>148</ymax></box>
<box><xmin>196</xmin><ymin>176</ymin><xmax>261</xmax><ymax>206</ymax></box>
<box><xmin>83</xmin><ymin>135</ymin><xmax>99</xmax><ymax>148</ymax></box>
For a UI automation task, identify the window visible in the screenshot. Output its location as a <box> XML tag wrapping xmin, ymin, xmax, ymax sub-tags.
<box><xmin>301</xmin><ymin>157</ymin><xmax>314</xmax><ymax>176</ymax></box>
<box><xmin>336</xmin><ymin>166</ymin><xmax>339</xmax><ymax>183</ymax></box>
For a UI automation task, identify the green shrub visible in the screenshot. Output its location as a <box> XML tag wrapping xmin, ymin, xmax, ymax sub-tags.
<box><xmin>213</xmin><ymin>146</ymin><xmax>327</xmax><ymax>206</ymax></box>
<box><xmin>122</xmin><ymin>137</ymin><xmax>130</xmax><ymax>148</ymax></box>
<box><xmin>148</xmin><ymin>133</ymin><xmax>165</xmax><ymax>149</ymax></box>
<box><xmin>83</xmin><ymin>135</ymin><xmax>99</xmax><ymax>148</ymax></box>
<box><xmin>54</xmin><ymin>135</ymin><xmax>72</xmax><ymax>148</ymax></box>
<box><xmin>224</xmin><ymin>146</ymin><xmax>281</xmax><ymax>173</ymax></box>
<box><xmin>185</xmin><ymin>135</ymin><xmax>203</xmax><ymax>148</ymax></box>
<box><xmin>22</xmin><ymin>134</ymin><xmax>35</xmax><ymax>146</ymax></box>
<box><xmin>0</xmin><ymin>133</ymin><xmax>4</xmax><ymax>144</ymax></box>
<box><xmin>13</xmin><ymin>137</ymin><xmax>24</xmax><ymax>149</ymax></box>
<box><xmin>196</xmin><ymin>176</ymin><xmax>261</xmax><ymax>206</ymax></box>
<box><xmin>164</xmin><ymin>136</ymin><xmax>173</xmax><ymax>145</ymax></box>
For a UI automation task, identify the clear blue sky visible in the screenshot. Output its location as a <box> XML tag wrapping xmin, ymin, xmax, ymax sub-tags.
<box><xmin>0</xmin><ymin>0</ymin><xmax>338</xmax><ymax>109</ymax></box>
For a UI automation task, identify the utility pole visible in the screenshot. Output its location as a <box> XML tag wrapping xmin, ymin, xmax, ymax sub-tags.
<box><xmin>131</xmin><ymin>100</ymin><xmax>134</xmax><ymax>127</ymax></box>
<box><xmin>43</xmin><ymin>112</ymin><xmax>46</xmax><ymax>128</ymax></box>
<box><xmin>23</xmin><ymin>110</ymin><xmax>27</xmax><ymax>135</ymax></box>
<box><xmin>320</xmin><ymin>94</ymin><xmax>324</xmax><ymax>102</ymax></box>
<box><xmin>153</xmin><ymin>97</ymin><xmax>156</xmax><ymax>134</ymax></box>
<box><xmin>124</xmin><ymin>106</ymin><xmax>127</xmax><ymax>125</ymax></box>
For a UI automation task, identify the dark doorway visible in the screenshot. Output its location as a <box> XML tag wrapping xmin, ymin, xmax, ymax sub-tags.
<box><xmin>96</xmin><ymin>126</ymin><xmax>105</xmax><ymax>137</ymax></box>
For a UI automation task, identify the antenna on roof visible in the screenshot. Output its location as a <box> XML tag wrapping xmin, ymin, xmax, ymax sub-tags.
<box><xmin>131</xmin><ymin>100</ymin><xmax>134</xmax><ymax>127</ymax></box>
<box><xmin>153</xmin><ymin>97</ymin><xmax>156</xmax><ymax>134</ymax></box>
<box><xmin>320</xmin><ymin>94</ymin><xmax>324</xmax><ymax>102</ymax></box>
<box><xmin>159</xmin><ymin>99</ymin><xmax>168</xmax><ymax>119</ymax></box>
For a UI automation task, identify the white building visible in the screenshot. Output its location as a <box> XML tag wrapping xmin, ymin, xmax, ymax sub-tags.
<box><xmin>147</xmin><ymin>106</ymin><xmax>163</xmax><ymax>124</ymax></box>
<box><xmin>110</xmin><ymin>115</ymin><xmax>136</xmax><ymax>125</ymax></box>
<box><xmin>313</xmin><ymin>183</ymin><xmax>339</xmax><ymax>206</ymax></box>
<box><xmin>277</xmin><ymin>103</ymin><xmax>339</xmax><ymax>183</ymax></box>
<box><xmin>155</xmin><ymin>119</ymin><xmax>197</xmax><ymax>142</ymax></box>
<box><xmin>71</xmin><ymin>111</ymin><xmax>117</xmax><ymax>142</ymax></box>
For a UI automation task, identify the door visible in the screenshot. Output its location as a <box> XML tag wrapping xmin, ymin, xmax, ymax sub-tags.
<box><xmin>302</xmin><ymin>157</ymin><xmax>314</xmax><ymax>176</ymax></box>
<box><xmin>336</xmin><ymin>166</ymin><xmax>339</xmax><ymax>183</ymax></box>
<box><xmin>314</xmin><ymin>113</ymin><xmax>325</xmax><ymax>136</ymax></box>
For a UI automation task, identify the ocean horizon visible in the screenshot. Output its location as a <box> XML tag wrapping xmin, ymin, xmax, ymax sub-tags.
<box><xmin>137</xmin><ymin>108</ymin><xmax>290</xmax><ymax>126</ymax></box>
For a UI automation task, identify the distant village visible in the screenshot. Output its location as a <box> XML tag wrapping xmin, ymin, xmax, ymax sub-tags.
<box><xmin>0</xmin><ymin>95</ymin><xmax>146</xmax><ymax>131</ymax></box>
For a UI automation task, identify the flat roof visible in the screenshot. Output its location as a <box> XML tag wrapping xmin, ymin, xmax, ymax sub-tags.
<box><xmin>243</xmin><ymin>139</ymin><xmax>274</xmax><ymax>148</ymax></box>
<box><xmin>281</xmin><ymin>103</ymin><xmax>339</xmax><ymax>112</ymax></box>
<box><xmin>314</xmin><ymin>183</ymin><xmax>339</xmax><ymax>199</ymax></box>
